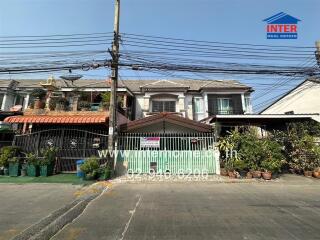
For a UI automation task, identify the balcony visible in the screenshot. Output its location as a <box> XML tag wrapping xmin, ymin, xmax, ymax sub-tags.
<box><xmin>208</xmin><ymin>109</ymin><xmax>244</xmax><ymax>115</ymax></box>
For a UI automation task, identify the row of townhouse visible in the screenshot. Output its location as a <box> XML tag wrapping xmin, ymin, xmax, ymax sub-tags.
<box><xmin>0</xmin><ymin>78</ymin><xmax>253</xmax><ymax>120</ymax></box>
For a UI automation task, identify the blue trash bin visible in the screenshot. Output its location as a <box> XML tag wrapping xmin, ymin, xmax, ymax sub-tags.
<box><xmin>76</xmin><ymin>160</ymin><xmax>85</xmax><ymax>178</ymax></box>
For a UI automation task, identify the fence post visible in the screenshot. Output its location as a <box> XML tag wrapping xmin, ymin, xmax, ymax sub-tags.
<box><xmin>83</xmin><ymin>131</ymin><xmax>88</xmax><ymax>158</ymax></box>
<box><xmin>35</xmin><ymin>132</ymin><xmax>41</xmax><ymax>156</ymax></box>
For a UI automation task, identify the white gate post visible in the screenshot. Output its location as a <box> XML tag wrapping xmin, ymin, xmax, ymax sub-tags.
<box><xmin>214</xmin><ymin>148</ymin><xmax>221</xmax><ymax>175</ymax></box>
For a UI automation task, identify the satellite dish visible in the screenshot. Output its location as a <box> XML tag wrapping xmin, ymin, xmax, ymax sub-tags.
<box><xmin>60</xmin><ymin>69</ymin><xmax>83</xmax><ymax>86</ymax></box>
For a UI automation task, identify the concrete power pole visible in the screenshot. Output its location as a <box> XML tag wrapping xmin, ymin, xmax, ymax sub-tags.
<box><xmin>108</xmin><ymin>0</ymin><xmax>120</xmax><ymax>168</ymax></box>
<box><xmin>316</xmin><ymin>41</ymin><xmax>320</xmax><ymax>67</ymax></box>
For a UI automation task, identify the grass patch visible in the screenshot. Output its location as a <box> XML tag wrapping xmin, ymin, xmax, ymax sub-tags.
<box><xmin>0</xmin><ymin>174</ymin><xmax>94</xmax><ymax>185</ymax></box>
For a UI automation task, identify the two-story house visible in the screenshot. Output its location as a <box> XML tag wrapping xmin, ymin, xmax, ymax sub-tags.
<box><xmin>122</xmin><ymin>79</ymin><xmax>253</xmax><ymax>121</ymax></box>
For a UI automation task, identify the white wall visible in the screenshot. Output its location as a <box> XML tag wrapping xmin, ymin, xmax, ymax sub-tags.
<box><xmin>262</xmin><ymin>81</ymin><xmax>320</xmax><ymax>121</ymax></box>
<box><xmin>1</xmin><ymin>92</ymin><xmax>15</xmax><ymax>111</ymax></box>
<box><xmin>135</xmin><ymin>95</ymin><xmax>144</xmax><ymax>119</ymax></box>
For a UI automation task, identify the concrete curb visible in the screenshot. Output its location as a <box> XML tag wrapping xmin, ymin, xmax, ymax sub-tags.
<box><xmin>11</xmin><ymin>182</ymin><xmax>110</xmax><ymax>240</ymax></box>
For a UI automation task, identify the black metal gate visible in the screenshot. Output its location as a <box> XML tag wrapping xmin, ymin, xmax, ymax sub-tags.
<box><xmin>13</xmin><ymin>128</ymin><xmax>109</xmax><ymax>171</ymax></box>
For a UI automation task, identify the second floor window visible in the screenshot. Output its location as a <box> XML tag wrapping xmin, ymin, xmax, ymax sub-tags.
<box><xmin>194</xmin><ymin>98</ymin><xmax>204</xmax><ymax>113</ymax></box>
<box><xmin>152</xmin><ymin>101</ymin><xmax>176</xmax><ymax>112</ymax></box>
<box><xmin>217</xmin><ymin>98</ymin><xmax>233</xmax><ymax>114</ymax></box>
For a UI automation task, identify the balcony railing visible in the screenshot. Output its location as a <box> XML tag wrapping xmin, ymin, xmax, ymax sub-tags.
<box><xmin>208</xmin><ymin>109</ymin><xmax>244</xmax><ymax>115</ymax></box>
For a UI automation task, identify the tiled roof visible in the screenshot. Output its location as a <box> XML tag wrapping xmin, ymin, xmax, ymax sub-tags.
<box><xmin>120</xmin><ymin>112</ymin><xmax>212</xmax><ymax>132</ymax></box>
<box><xmin>4</xmin><ymin>114</ymin><xmax>108</xmax><ymax>124</ymax></box>
<box><xmin>0</xmin><ymin>79</ymin><xmax>251</xmax><ymax>92</ymax></box>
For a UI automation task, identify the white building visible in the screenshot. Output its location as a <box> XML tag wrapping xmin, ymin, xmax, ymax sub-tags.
<box><xmin>261</xmin><ymin>77</ymin><xmax>320</xmax><ymax>122</ymax></box>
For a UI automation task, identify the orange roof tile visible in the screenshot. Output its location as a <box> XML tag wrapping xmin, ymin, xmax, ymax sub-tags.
<box><xmin>4</xmin><ymin>114</ymin><xmax>108</xmax><ymax>124</ymax></box>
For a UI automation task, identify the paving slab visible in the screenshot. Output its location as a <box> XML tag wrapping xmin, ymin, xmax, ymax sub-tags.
<box><xmin>0</xmin><ymin>184</ymin><xmax>79</xmax><ymax>240</ymax></box>
<box><xmin>52</xmin><ymin>177</ymin><xmax>320</xmax><ymax>240</ymax></box>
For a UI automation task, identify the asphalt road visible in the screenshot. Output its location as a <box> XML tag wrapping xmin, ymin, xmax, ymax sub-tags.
<box><xmin>0</xmin><ymin>184</ymin><xmax>78</xmax><ymax>240</ymax></box>
<box><xmin>52</xmin><ymin>177</ymin><xmax>320</xmax><ymax>240</ymax></box>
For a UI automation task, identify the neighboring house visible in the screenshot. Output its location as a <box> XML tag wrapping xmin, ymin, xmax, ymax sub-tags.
<box><xmin>0</xmin><ymin>78</ymin><xmax>253</xmax><ymax>121</ymax></box>
<box><xmin>261</xmin><ymin>77</ymin><xmax>320</xmax><ymax>122</ymax></box>
<box><xmin>0</xmin><ymin>78</ymin><xmax>134</xmax><ymax>118</ymax></box>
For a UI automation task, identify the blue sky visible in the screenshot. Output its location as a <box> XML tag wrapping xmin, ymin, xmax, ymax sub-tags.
<box><xmin>0</xmin><ymin>0</ymin><xmax>319</xmax><ymax>111</ymax></box>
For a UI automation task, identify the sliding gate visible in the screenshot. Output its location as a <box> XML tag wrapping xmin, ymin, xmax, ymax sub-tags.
<box><xmin>118</xmin><ymin>133</ymin><xmax>217</xmax><ymax>174</ymax></box>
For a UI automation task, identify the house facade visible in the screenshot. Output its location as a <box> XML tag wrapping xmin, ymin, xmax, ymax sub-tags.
<box><xmin>0</xmin><ymin>77</ymin><xmax>252</xmax><ymax>173</ymax></box>
<box><xmin>261</xmin><ymin>77</ymin><xmax>320</xmax><ymax>122</ymax></box>
<box><xmin>0</xmin><ymin>78</ymin><xmax>253</xmax><ymax>121</ymax></box>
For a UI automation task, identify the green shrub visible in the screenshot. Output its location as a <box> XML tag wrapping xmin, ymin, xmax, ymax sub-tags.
<box><xmin>26</xmin><ymin>153</ymin><xmax>39</xmax><ymax>166</ymax></box>
<box><xmin>0</xmin><ymin>146</ymin><xmax>21</xmax><ymax>168</ymax></box>
<box><xmin>80</xmin><ymin>157</ymin><xmax>100</xmax><ymax>176</ymax></box>
<box><xmin>39</xmin><ymin>147</ymin><xmax>57</xmax><ymax>166</ymax></box>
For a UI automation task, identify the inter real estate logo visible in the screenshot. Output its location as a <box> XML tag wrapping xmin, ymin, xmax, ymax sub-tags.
<box><xmin>263</xmin><ymin>12</ymin><xmax>301</xmax><ymax>39</ymax></box>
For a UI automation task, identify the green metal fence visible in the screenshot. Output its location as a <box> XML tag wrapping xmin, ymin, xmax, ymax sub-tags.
<box><xmin>117</xmin><ymin>133</ymin><xmax>218</xmax><ymax>174</ymax></box>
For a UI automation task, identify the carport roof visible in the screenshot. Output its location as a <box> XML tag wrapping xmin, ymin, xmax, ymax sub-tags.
<box><xmin>120</xmin><ymin>113</ymin><xmax>212</xmax><ymax>132</ymax></box>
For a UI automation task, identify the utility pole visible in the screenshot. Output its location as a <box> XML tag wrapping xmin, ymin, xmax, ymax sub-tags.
<box><xmin>316</xmin><ymin>41</ymin><xmax>320</xmax><ymax>67</ymax></box>
<box><xmin>108</xmin><ymin>0</ymin><xmax>120</xmax><ymax>168</ymax></box>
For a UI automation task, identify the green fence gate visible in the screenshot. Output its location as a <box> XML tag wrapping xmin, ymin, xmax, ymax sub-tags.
<box><xmin>117</xmin><ymin>133</ymin><xmax>218</xmax><ymax>174</ymax></box>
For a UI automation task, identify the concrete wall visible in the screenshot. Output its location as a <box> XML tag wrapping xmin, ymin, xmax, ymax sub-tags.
<box><xmin>262</xmin><ymin>81</ymin><xmax>320</xmax><ymax>122</ymax></box>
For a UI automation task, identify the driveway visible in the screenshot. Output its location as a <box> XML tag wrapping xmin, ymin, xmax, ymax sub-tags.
<box><xmin>52</xmin><ymin>176</ymin><xmax>320</xmax><ymax>240</ymax></box>
<box><xmin>0</xmin><ymin>184</ymin><xmax>79</xmax><ymax>240</ymax></box>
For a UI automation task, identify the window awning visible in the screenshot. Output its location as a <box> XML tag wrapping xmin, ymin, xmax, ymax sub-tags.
<box><xmin>4</xmin><ymin>114</ymin><xmax>109</xmax><ymax>124</ymax></box>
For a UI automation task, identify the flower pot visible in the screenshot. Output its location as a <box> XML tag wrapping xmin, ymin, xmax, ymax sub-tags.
<box><xmin>313</xmin><ymin>171</ymin><xmax>320</xmax><ymax>179</ymax></box>
<box><xmin>27</xmin><ymin>164</ymin><xmax>40</xmax><ymax>177</ymax></box>
<box><xmin>252</xmin><ymin>171</ymin><xmax>261</xmax><ymax>179</ymax></box>
<box><xmin>9</xmin><ymin>163</ymin><xmax>20</xmax><ymax>176</ymax></box>
<box><xmin>246</xmin><ymin>172</ymin><xmax>253</xmax><ymax>179</ymax></box>
<box><xmin>303</xmin><ymin>170</ymin><xmax>313</xmax><ymax>177</ymax></box>
<box><xmin>262</xmin><ymin>171</ymin><xmax>272</xmax><ymax>180</ymax></box>
<box><xmin>220</xmin><ymin>168</ymin><xmax>228</xmax><ymax>176</ymax></box>
<box><xmin>40</xmin><ymin>165</ymin><xmax>54</xmax><ymax>177</ymax></box>
<box><xmin>228</xmin><ymin>170</ymin><xmax>237</xmax><ymax>179</ymax></box>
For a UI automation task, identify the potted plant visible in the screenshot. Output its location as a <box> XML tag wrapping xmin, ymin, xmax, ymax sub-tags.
<box><xmin>260</xmin><ymin>139</ymin><xmax>285</xmax><ymax>180</ymax></box>
<box><xmin>30</xmin><ymin>89</ymin><xmax>47</xmax><ymax>109</ymax></box>
<box><xmin>39</xmin><ymin>148</ymin><xmax>57</xmax><ymax>176</ymax></box>
<box><xmin>98</xmin><ymin>166</ymin><xmax>113</xmax><ymax>180</ymax></box>
<box><xmin>80</xmin><ymin>157</ymin><xmax>100</xmax><ymax>180</ymax></box>
<box><xmin>313</xmin><ymin>167</ymin><xmax>320</xmax><ymax>179</ymax></box>
<box><xmin>78</xmin><ymin>101</ymin><xmax>91</xmax><ymax>111</ymax></box>
<box><xmin>0</xmin><ymin>146</ymin><xmax>21</xmax><ymax>176</ymax></box>
<box><xmin>233</xmin><ymin>159</ymin><xmax>247</xmax><ymax>178</ymax></box>
<box><xmin>246</xmin><ymin>171</ymin><xmax>253</xmax><ymax>179</ymax></box>
<box><xmin>260</xmin><ymin>159</ymin><xmax>282</xmax><ymax>180</ymax></box>
<box><xmin>224</xmin><ymin>158</ymin><xmax>237</xmax><ymax>178</ymax></box>
<box><xmin>26</xmin><ymin>153</ymin><xmax>40</xmax><ymax>177</ymax></box>
<box><xmin>8</xmin><ymin>157</ymin><xmax>21</xmax><ymax>176</ymax></box>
